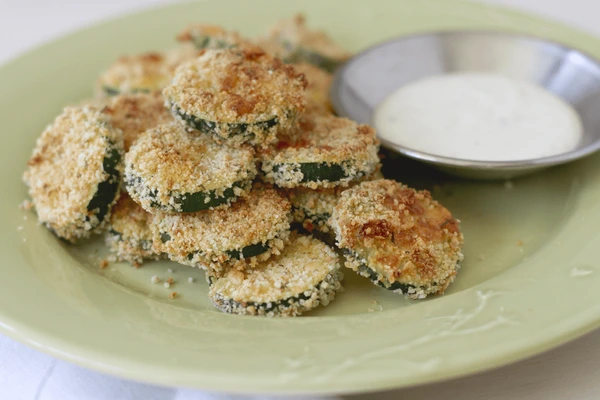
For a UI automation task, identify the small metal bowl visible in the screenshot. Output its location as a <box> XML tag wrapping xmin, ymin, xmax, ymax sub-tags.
<box><xmin>330</xmin><ymin>31</ymin><xmax>600</xmax><ymax>179</ymax></box>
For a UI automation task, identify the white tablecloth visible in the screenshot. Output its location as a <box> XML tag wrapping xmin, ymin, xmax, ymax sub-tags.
<box><xmin>2</xmin><ymin>0</ymin><xmax>600</xmax><ymax>399</ymax></box>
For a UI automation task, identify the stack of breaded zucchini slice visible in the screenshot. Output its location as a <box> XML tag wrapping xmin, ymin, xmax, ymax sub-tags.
<box><xmin>22</xmin><ymin>14</ymin><xmax>464</xmax><ymax>318</ymax></box>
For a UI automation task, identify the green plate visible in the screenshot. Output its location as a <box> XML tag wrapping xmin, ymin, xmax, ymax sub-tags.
<box><xmin>2</xmin><ymin>0</ymin><xmax>600</xmax><ymax>394</ymax></box>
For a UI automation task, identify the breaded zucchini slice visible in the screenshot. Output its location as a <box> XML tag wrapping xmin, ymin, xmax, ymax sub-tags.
<box><xmin>150</xmin><ymin>185</ymin><xmax>291</xmax><ymax>275</ymax></box>
<box><xmin>261</xmin><ymin>114</ymin><xmax>380</xmax><ymax>188</ymax></box>
<box><xmin>96</xmin><ymin>45</ymin><xmax>198</xmax><ymax>96</ymax></box>
<box><xmin>331</xmin><ymin>180</ymin><xmax>464</xmax><ymax>299</ymax></box>
<box><xmin>288</xmin><ymin>171</ymin><xmax>384</xmax><ymax>235</ymax></box>
<box><xmin>125</xmin><ymin>122</ymin><xmax>256</xmax><ymax>213</ymax></box>
<box><xmin>104</xmin><ymin>92</ymin><xmax>173</xmax><ymax>151</ymax></box>
<box><xmin>262</xmin><ymin>14</ymin><xmax>351</xmax><ymax>72</ymax></box>
<box><xmin>176</xmin><ymin>24</ymin><xmax>251</xmax><ymax>50</ymax></box>
<box><xmin>293</xmin><ymin>62</ymin><xmax>334</xmax><ymax>115</ymax></box>
<box><xmin>163</xmin><ymin>48</ymin><xmax>307</xmax><ymax>147</ymax></box>
<box><xmin>23</xmin><ymin>106</ymin><xmax>124</xmax><ymax>242</ymax></box>
<box><xmin>105</xmin><ymin>193</ymin><xmax>159</xmax><ymax>265</ymax></box>
<box><xmin>208</xmin><ymin>233</ymin><xmax>343</xmax><ymax>317</ymax></box>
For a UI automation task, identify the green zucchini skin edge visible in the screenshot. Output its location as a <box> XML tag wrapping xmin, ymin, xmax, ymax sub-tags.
<box><xmin>273</xmin><ymin>162</ymin><xmax>365</xmax><ymax>184</ymax></box>
<box><xmin>208</xmin><ymin>274</ymin><xmax>339</xmax><ymax>315</ymax></box>
<box><xmin>160</xmin><ymin>232</ymin><xmax>172</xmax><ymax>243</ymax></box>
<box><xmin>342</xmin><ymin>249</ymin><xmax>419</xmax><ymax>294</ymax></box>
<box><xmin>127</xmin><ymin>176</ymin><xmax>249</xmax><ymax>213</ymax></box>
<box><xmin>160</xmin><ymin>233</ymin><xmax>277</xmax><ymax>262</ymax></box>
<box><xmin>172</xmin><ymin>103</ymin><xmax>278</xmax><ymax>139</ymax></box>
<box><xmin>191</xmin><ymin>36</ymin><xmax>235</xmax><ymax>50</ymax></box>
<box><xmin>281</xmin><ymin>42</ymin><xmax>344</xmax><ymax>73</ymax></box>
<box><xmin>291</xmin><ymin>209</ymin><xmax>335</xmax><ymax>245</ymax></box>
<box><xmin>87</xmin><ymin>146</ymin><xmax>121</xmax><ymax>225</ymax></box>
<box><xmin>182</xmin><ymin>239</ymin><xmax>273</xmax><ymax>262</ymax></box>
<box><xmin>213</xmin><ymin>279</ymin><xmax>328</xmax><ymax>312</ymax></box>
<box><xmin>294</xmin><ymin>208</ymin><xmax>330</xmax><ymax>225</ymax></box>
<box><xmin>226</xmin><ymin>241</ymin><xmax>270</xmax><ymax>260</ymax></box>
<box><xmin>108</xmin><ymin>229</ymin><xmax>153</xmax><ymax>251</ymax></box>
<box><xmin>101</xmin><ymin>86</ymin><xmax>151</xmax><ymax>96</ymax></box>
<box><xmin>174</xmin><ymin>181</ymin><xmax>244</xmax><ymax>212</ymax></box>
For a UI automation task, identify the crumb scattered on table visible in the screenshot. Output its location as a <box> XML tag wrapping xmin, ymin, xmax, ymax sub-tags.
<box><xmin>169</xmin><ymin>291</ymin><xmax>178</xmax><ymax>299</ymax></box>
<box><xmin>99</xmin><ymin>259</ymin><xmax>109</xmax><ymax>269</ymax></box>
<box><xmin>151</xmin><ymin>275</ymin><xmax>160</xmax><ymax>284</ymax></box>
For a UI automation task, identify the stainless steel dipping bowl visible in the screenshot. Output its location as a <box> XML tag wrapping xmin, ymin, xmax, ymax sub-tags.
<box><xmin>330</xmin><ymin>31</ymin><xmax>600</xmax><ymax>179</ymax></box>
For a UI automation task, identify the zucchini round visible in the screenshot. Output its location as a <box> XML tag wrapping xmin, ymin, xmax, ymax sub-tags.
<box><xmin>261</xmin><ymin>14</ymin><xmax>350</xmax><ymax>73</ymax></box>
<box><xmin>125</xmin><ymin>122</ymin><xmax>256</xmax><ymax>213</ymax></box>
<box><xmin>150</xmin><ymin>185</ymin><xmax>292</xmax><ymax>276</ymax></box>
<box><xmin>96</xmin><ymin>46</ymin><xmax>197</xmax><ymax>97</ymax></box>
<box><xmin>163</xmin><ymin>48</ymin><xmax>307</xmax><ymax>147</ymax></box>
<box><xmin>23</xmin><ymin>106</ymin><xmax>124</xmax><ymax>242</ymax></box>
<box><xmin>330</xmin><ymin>179</ymin><xmax>464</xmax><ymax>299</ymax></box>
<box><xmin>208</xmin><ymin>233</ymin><xmax>343</xmax><ymax>317</ymax></box>
<box><xmin>260</xmin><ymin>114</ymin><xmax>380</xmax><ymax>188</ymax></box>
<box><xmin>105</xmin><ymin>193</ymin><xmax>159</xmax><ymax>265</ymax></box>
<box><xmin>104</xmin><ymin>92</ymin><xmax>173</xmax><ymax>151</ymax></box>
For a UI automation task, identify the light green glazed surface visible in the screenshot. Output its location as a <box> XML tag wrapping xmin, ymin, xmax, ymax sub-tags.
<box><xmin>2</xmin><ymin>0</ymin><xmax>600</xmax><ymax>394</ymax></box>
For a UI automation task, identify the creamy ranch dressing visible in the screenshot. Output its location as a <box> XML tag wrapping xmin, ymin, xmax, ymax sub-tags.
<box><xmin>373</xmin><ymin>73</ymin><xmax>582</xmax><ymax>161</ymax></box>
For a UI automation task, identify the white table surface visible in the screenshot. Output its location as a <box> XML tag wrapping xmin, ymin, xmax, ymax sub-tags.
<box><xmin>2</xmin><ymin>0</ymin><xmax>600</xmax><ymax>399</ymax></box>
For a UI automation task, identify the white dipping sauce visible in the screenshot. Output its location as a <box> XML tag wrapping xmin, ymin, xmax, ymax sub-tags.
<box><xmin>373</xmin><ymin>73</ymin><xmax>582</xmax><ymax>161</ymax></box>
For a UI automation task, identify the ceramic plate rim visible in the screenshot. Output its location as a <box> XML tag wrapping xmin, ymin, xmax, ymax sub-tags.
<box><xmin>2</xmin><ymin>0</ymin><xmax>600</xmax><ymax>394</ymax></box>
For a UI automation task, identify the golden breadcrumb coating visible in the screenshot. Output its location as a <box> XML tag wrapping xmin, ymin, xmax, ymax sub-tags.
<box><xmin>125</xmin><ymin>122</ymin><xmax>256</xmax><ymax>212</ymax></box>
<box><xmin>96</xmin><ymin>45</ymin><xmax>198</xmax><ymax>95</ymax></box>
<box><xmin>331</xmin><ymin>179</ymin><xmax>464</xmax><ymax>299</ymax></box>
<box><xmin>164</xmin><ymin>48</ymin><xmax>307</xmax><ymax>146</ymax></box>
<box><xmin>151</xmin><ymin>185</ymin><xmax>291</xmax><ymax>275</ymax></box>
<box><xmin>209</xmin><ymin>233</ymin><xmax>343</xmax><ymax>316</ymax></box>
<box><xmin>23</xmin><ymin>106</ymin><xmax>124</xmax><ymax>242</ymax></box>
<box><xmin>261</xmin><ymin>114</ymin><xmax>380</xmax><ymax>188</ymax></box>
<box><xmin>106</xmin><ymin>193</ymin><xmax>159</xmax><ymax>265</ymax></box>
<box><xmin>104</xmin><ymin>92</ymin><xmax>173</xmax><ymax>151</ymax></box>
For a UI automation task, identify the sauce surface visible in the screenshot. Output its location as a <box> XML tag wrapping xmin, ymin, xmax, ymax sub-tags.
<box><xmin>373</xmin><ymin>73</ymin><xmax>582</xmax><ymax>161</ymax></box>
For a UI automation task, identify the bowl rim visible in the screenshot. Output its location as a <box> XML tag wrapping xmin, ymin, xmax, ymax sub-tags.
<box><xmin>331</xmin><ymin>29</ymin><xmax>600</xmax><ymax>170</ymax></box>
